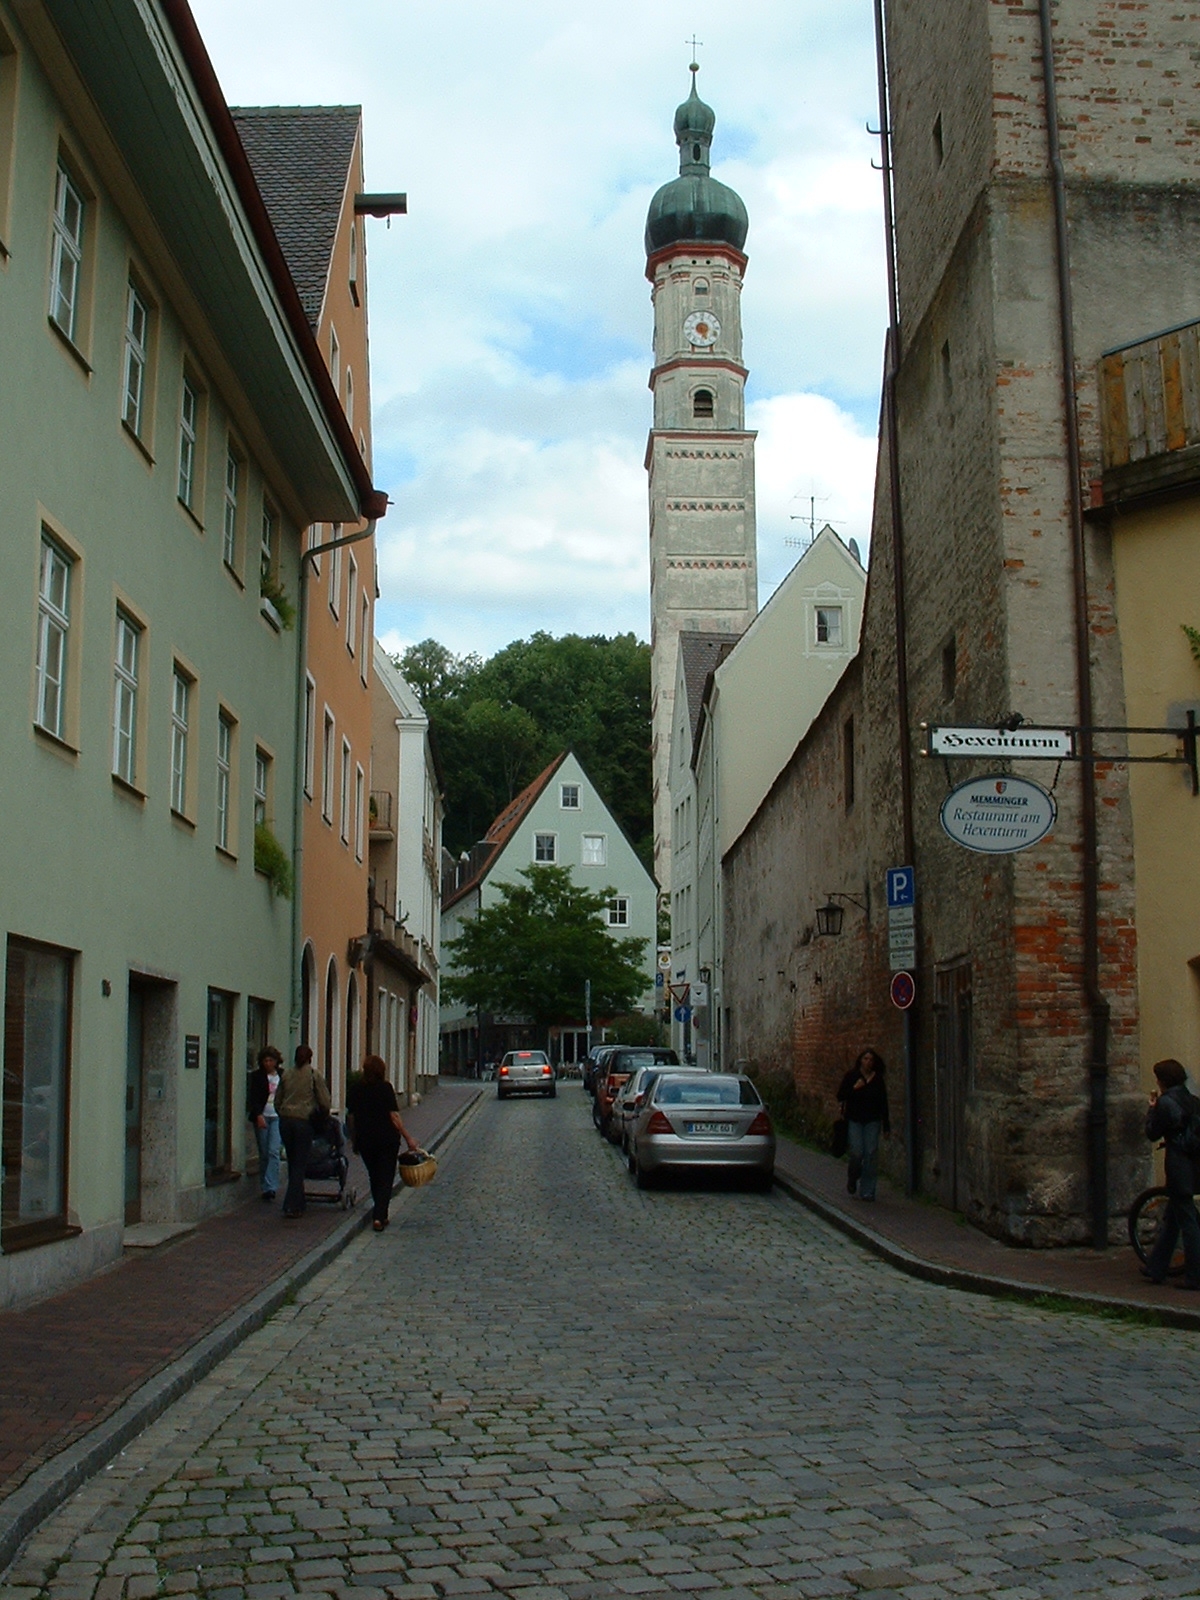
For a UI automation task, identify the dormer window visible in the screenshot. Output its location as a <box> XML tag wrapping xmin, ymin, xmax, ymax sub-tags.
<box><xmin>693</xmin><ymin>388</ymin><xmax>714</xmax><ymax>419</ymax></box>
<box><xmin>692</xmin><ymin>143</ymin><xmax>701</xmax><ymax>162</ymax></box>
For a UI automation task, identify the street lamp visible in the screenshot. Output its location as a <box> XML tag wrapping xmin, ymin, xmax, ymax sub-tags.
<box><xmin>815</xmin><ymin>891</ymin><xmax>869</xmax><ymax>937</ymax></box>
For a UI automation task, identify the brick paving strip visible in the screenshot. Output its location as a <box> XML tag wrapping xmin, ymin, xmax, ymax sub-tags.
<box><xmin>772</xmin><ymin>1132</ymin><xmax>1200</xmax><ymax>1330</ymax></box>
<box><xmin>0</xmin><ymin>1081</ymin><xmax>483</xmax><ymax>1569</ymax></box>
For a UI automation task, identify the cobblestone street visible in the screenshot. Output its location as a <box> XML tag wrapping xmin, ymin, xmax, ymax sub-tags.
<box><xmin>5</xmin><ymin>1090</ymin><xmax>1200</xmax><ymax>1600</ymax></box>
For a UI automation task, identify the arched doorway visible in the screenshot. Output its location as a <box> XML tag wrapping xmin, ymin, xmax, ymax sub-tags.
<box><xmin>345</xmin><ymin>971</ymin><xmax>359</xmax><ymax>1083</ymax></box>
<box><xmin>324</xmin><ymin>957</ymin><xmax>339</xmax><ymax>1089</ymax></box>
<box><xmin>300</xmin><ymin>942</ymin><xmax>316</xmax><ymax>1049</ymax></box>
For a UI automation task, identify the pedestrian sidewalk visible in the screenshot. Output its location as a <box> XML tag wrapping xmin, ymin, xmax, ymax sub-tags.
<box><xmin>0</xmin><ymin>1080</ymin><xmax>481</xmax><ymax>1523</ymax></box>
<box><xmin>773</xmin><ymin>1133</ymin><xmax>1200</xmax><ymax>1330</ymax></box>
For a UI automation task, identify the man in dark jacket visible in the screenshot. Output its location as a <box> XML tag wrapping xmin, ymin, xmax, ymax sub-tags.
<box><xmin>1143</xmin><ymin>1058</ymin><xmax>1200</xmax><ymax>1288</ymax></box>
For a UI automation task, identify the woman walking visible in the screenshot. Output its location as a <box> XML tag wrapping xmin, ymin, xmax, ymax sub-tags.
<box><xmin>837</xmin><ymin>1048</ymin><xmax>890</xmax><ymax>1202</ymax></box>
<box><xmin>1142</xmin><ymin>1057</ymin><xmax>1200</xmax><ymax>1289</ymax></box>
<box><xmin>274</xmin><ymin>1044</ymin><xmax>331</xmax><ymax>1219</ymax></box>
<box><xmin>246</xmin><ymin>1044</ymin><xmax>284</xmax><ymax>1201</ymax></box>
<box><xmin>346</xmin><ymin>1055</ymin><xmax>421</xmax><ymax>1231</ymax></box>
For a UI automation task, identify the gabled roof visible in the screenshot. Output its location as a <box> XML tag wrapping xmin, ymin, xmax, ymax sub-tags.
<box><xmin>678</xmin><ymin>631</ymin><xmax>741</xmax><ymax>746</ymax></box>
<box><xmin>229</xmin><ymin>106</ymin><xmax>360</xmax><ymax>330</ymax></box>
<box><xmin>442</xmin><ymin>754</ymin><xmax>568</xmax><ymax>911</ymax></box>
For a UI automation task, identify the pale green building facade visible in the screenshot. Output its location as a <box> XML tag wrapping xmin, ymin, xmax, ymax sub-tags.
<box><xmin>0</xmin><ymin>0</ymin><xmax>379</xmax><ymax>1305</ymax></box>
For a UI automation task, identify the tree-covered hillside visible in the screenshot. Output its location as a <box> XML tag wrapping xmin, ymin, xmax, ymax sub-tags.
<box><xmin>398</xmin><ymin>632</ymin><xmax>653</xmax><ymax>874</ymax></box>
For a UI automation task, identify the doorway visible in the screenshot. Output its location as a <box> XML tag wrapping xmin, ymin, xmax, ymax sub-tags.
<box><xmin>125</xmin><ymin>981</ymin><xmax>145</xmax><ymax>1224</ymax></box>
<box><xmin>126</xmin><ymin>974</ymin><xmax>178</xmax><ymax>1224</ymax></box>
<box><xmin>933</xmin><ymin>959</ymin><xmax>972</xmax><ymax>1210</ymax></box>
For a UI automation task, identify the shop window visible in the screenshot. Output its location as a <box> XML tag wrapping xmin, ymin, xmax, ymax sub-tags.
<box><xmin>2</xmin><ymin>937</ymin><xmax>74</xmax><ymax>1249</ymax></box>
<box><xmin>205</xmin><ymin>987</ymin><xmax>234</xmax><ymax>1177</ymax></box>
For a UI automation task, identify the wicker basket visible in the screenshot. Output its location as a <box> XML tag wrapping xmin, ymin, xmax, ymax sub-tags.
<box><xmin>398</xmin><ymin>1149</ymin><xmax>437</xmax><ymax>1188</ymax></box>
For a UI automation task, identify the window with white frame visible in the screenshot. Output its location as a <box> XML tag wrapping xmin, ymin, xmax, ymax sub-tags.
<box><xmin>49</xmin><ymin>162</ymin><xmax>84</xmax><ymax>339</ymax></box>
<box><xmin>328</xmin><ymin>524</ymin><xmax>342</xmax><ymax>615</ymax></box>
<box><xmin>222</xmin><ymin>448</ymin><xmax>240</xmax><ymax>569</ymax></box>
<box><xmin>607</xmin><ymin>897</ymin><xmax>629</xmax><ymax>927</ymax></box>
<box><xmin>112</xmin><ymin>610</ymin><xmax>141</xmax><ymax>786</ymax></box>
<box><xmin>170</xmin><ymin>667</ymin><xmax>190</xmax><ymax>815</ymax></box>
<box><xmin>348</xmin><ymin>223</ymin><xmax>359</xmax><ymax>300</ymax></box>
<box><xmin>581</xmin><ymin>833</ymin><xmax>606</xmax><ymax>866</ymax></box>
<box><xmin>560</xmin><ymin>783</ymin><xmax>580</xmax><ymax>809</ymax></box>
<box><xmin>340</xmin><ymin>738</ymin><xmax>351</xmax><ymax>843</ymax></box>
<box><xmin>329</xmin><ymin>326</ymin><xmax>340</xmax><ymax>394</ymax></box>
<box><xmin>347</xmin><ymin>555</ymin><xmax>358</xmax><ymax>654</ymax></box>
<box><xmin>254</xmin><ymin>747</ymin><xmax>270</xmax><ymax>827</ymax></box>
<box><xmin>360</xmin><ymin>593</ymin><xmax>370</xmax><ymax>684</ymax></box>
<box><xmin>815</xmin><ymin>605</ymin><xmax>843</xmax><ymax>647</ymax></box>
<box><xmin>260</xmin><ymin>501</ymin><xmax>277</xmax><ymax>587</ymax></box>
<box><xmin>345</xmin><ymin>367</ymin><xmax>354</xmax><ymax>430</ymax></box>
<box><xmin>321</xmin><ymin>709</ymin><xmax>335</xmax><ymax>821</ymax></box>
<box><xmin>216</xmin><ymin>711</ymin><xmax>234</xmax><ymax>851</ymax></box>
<box><xmin>303</xmin><ymin>675</ymin><xmax>316</xmax><ymax>797</ymax></box>
<box><xmin>122</xmin><ymin>282</ymin><xmax>148</xmax><ymax>435</ymax></box>
<box><xmin>534</xmin><ymin>832</ymin><xmax>557</xmax><ymax>863</ymax></box>
<box><xmin>178</xmin><ymin>376</ymin><xmax>198</xmax><ymax>508</ymax></box>
<box><xmin>35</xmin><ymin>535</ymin><xmax>71</xmax><ymax>739</ymax></box>
<box><xmin>354</xmin><ymin>764</ymin><xmax>365</xmax><ymax>861</ymax></box>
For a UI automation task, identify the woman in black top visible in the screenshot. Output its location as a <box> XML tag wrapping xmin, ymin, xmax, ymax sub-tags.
<box><xmin>346</xmin><ymin>1055</ymin><xmax>420</xmax><ymax>1230</ymax></box>
<box><xmin>837</xmin><ymin>1049</ymin><xmax>890</xmax><ymax>1202</ymax></box>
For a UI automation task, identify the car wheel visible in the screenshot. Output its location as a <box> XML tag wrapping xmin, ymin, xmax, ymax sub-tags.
<box><xmin>635</xmin><ymin>1156</ymin><xmax>656</xmax><ymax>1190</ymax></box>
<box><xmin>497</xmin><ymin>1089</ymin><xmax>507</xmax><ymax>1100</ymax></box>
<box><xmin>627</xmin><ymin>1146</ymin><xmax>637</xmax><ymax>1174</ymax></box>
<box><xmin>749</xmin><ymin>1170</ymin><xmax>774</xmax><ymax>1195</ymax></box>
<box><xmin>548</xmin><ymin>1087</ymin><xmax>557</xmax><ymax>1098</ymax></box>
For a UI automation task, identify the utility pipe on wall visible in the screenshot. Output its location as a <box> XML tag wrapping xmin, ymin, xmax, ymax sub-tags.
<box><xmin>1036</xmin><ymin>0</ymin><xmax>1110</xmax><ymax>1248</ymax></box>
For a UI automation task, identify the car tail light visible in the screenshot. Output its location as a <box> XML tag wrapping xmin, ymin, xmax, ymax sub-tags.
<box><xmin>542</xmin><ymin>1064</ymin><xmax>551</xmax><ymax>1075</ymax></box>
<box><xmin>747</xmin><ymin>1111</ymin><xmax>772</xmax><ymax>1136</ymax></box>
<box><xmin>499</xmin><ymin>1065</ymin><xmax>509</xmax><ymax>1076</ymax></box>
<box><xmin>646</xmin><ymin>1110</ymin><xmax>673</xmax><ymax>1134</ymax></box>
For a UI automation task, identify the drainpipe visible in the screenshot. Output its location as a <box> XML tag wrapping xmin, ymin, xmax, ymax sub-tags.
<box><xmin>1037</xmin><ymin>0</ymin><xmax>1109</xmax><ymax>1248</ymax></box>
<box><xmin>289</xmin><ymin>518</ymin><xmax>379</xmax><ymax>1050</ymax></box>
<box><xmin>873</xmin><ymin>0</ymin><xmax>920</xmax><ymax>1196</ymax></box>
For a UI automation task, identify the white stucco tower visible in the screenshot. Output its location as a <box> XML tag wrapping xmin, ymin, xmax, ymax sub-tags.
<box><xmin>646</xmin><ymin>68</ymin><xmax>758</xmax><ymax>893</ymax></box>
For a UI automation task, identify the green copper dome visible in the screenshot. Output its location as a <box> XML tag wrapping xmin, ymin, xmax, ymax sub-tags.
<box><xmin>646</xmin><ymin>69</ymin><xmax>748</xmax><ymax>257</ymax></box>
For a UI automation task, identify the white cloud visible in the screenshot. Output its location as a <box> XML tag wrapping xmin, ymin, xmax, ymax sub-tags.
<box><xmin>189</xmin><ymin>0</ymin><xmax>888</xmax><ymax>658</ymax></box>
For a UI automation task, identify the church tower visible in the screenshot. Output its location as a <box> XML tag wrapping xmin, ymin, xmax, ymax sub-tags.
<box><xmin>645</xmin><ymin>68</ymin><xmax>757</xmax><ymax>893</ymax></box>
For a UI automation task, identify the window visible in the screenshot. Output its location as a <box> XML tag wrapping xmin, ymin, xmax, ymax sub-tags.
<box><xmin>693</xmin><ymin>388</ymin><xmax>714</xmax><ymax>419</ymax></box>
<box><xmin>260</xmin><ymin>501</ymin><xmax>277</xmax><ymax>587</ymax></box>
<box><xmin>941</xmin><ymin>339</ymin><xmax>953</xmax><ymax>403</ymax></box>
<box><xmin>534</xmin><ymin>832</ymin><xmax>557</xmax><ymax>863</ymax></box>
<box><xmin>328</xmin><ymin>525</ymin><xmax>342</xmax><ymax>616</ymax></box>
<box><xmin>347</xmin><ymin>555</ymin><xmax>358</xmax><ymax>654</ymax></box>
<box><xmin>205</xmin><ymin>988</ymin><xmax>234</xmax><ymax>1176</ymax></box>
<box><xmin>607</xmin><ymin>897</ymin><xmax>629</xmax><ymax>928</ymax></box>
<box><xmin>560</xmin><ymin>783</ymin><xmax>580</xmax><ymax>810</ymax></box>
<box><xmin>246</xmin><ymin>997</ymin><xmax>271</xmax><ymax>1084</ymax></box>
<box><xmin>582</xmin><ymin>833</ymin><xmax>606</xmax><ymax>867</ymax></box>
<box><xmin>815</xmin><ymin>606</ymin><xmax>843</xmax><ymax>647</ymax></box>
<box><xmin>112</xmin><ymin>610</ymin><xmax>141</xmax><ymax>786</ymax></box>
<box><xmin>322</xmin><ymin>709</ymin><xmax>335</xmax><ymax>821</ymax></box>
<box><xmin>329</xmin><ymin>327</ymin><xmax>340</xmax><ymax>394</ymax></box>
<box><xmin>178</xmin><ymin>376</ymin><xmax>198</xmax><ymax>508</ymax></box>
<box><xmin>306</xmin><ymin>522</ymin><xmax>321</xmax><ymax>575</ymax></box>
<box><xmin>122</xmin><ymin>282</ymin><xmax>149</xmax><ymax>435</ymax></box>
<box><xmin>216</xmin><ymin>710</ymin><xmax>234</xmax><ymax>851</ymax></box>
<box><xmin>694</xmin><ymin>277</ymin><xmax>709</xmax><ymax>295</ymax></box>
<box><xmin>348</xmin><ymin>222</ymin><xmax>359</xmax><ymax>303</ymax></box>
<box><xmin>360</xmin><ymin>593</ymin><xmax>370</xmax><ymax>684</ymax></box>
<box><xmin>843</xmin><ymin>715</ymin><xmax>855</xmax><ymax>812</ymax></box>
<box><xmin>354</xmin><ymin>763</ymin><xmax>365</xmax><ymax>861</ymax></box>
<box><xmin>35</xmin><ymin>535</ymin><xmax>72</xmax><ymax>739</ymax></box>
<box><xmin>254</xmin><ymin>747</ymin><xmax>270</xmax><ymax>827</ymax></box>
<box><xmin>340</xmin><ymin>737</ymin><xmax>351</xmax><ymax>843</ymax></box>
<box><xmin>933</xmin><ymin>111</ymin><xmax>945</xmax><ymax>167</ymax></box>
<box><xmin>171</xmin><ymin>667</ymin><xmax>190</xmax><ymax>815</ymax></box>
<box><xmin>223</xmin><ymin>448</ymin><xmax>241</xmax><ymax>570</ymax></box>
<box><xmin>303</xmin><ymin>675</ymin><xmax>316</xmax><ymax>798</ymax></box>
<box><xmin>0</xmin><ymin>28</ymin><xmax>17</xmax><ymax>253</ymax></box>
<box><xmin>49</xmin><ymin>162</ymin><xmax>84</xmax><ymax>339</ymax></box>
<box><xmin>942</xmin><ymin>635</ymin><xmax>957</xmax><ymax>702</ymax></box>
<box><xmin>345</xmin><ymin>367</ymin><xmax>354</xmax><ymax>430</ymax></box>
<box><xmin>2</xmin><ymin>937</ymin><xmax>73</xmax><ymax>1248</ymax></box>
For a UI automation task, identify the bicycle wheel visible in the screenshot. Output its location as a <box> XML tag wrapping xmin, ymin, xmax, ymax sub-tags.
<box><xmin>1128</xmin><ymin>1187</ymin><xmax>1186</xmax><ymax>1275</ymax></box>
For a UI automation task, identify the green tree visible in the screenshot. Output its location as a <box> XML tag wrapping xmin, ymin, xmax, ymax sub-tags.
<box><xmin>442</xmin><ymin>866</ymin><xmax>649</xmax><ymax>1027</ymax></box>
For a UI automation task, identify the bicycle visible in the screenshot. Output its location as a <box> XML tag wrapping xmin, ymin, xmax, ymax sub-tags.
<box><xmin>1127</xmin><ymin>1185</ymin><xmax>1186</xmax><ymax>1276</ymax></box>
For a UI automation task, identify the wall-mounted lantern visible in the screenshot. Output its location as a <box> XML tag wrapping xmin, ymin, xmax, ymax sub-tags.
<box><xmin>815</xmin><ymin>891</ymin><xmax>869</xmax><ymax>937</ymax></box>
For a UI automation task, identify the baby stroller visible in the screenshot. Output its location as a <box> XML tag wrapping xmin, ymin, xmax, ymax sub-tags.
<box><xmin>304</xmin><ymin>1115</ymin><xmax>354</xmax><ymax>1208</ymax></box>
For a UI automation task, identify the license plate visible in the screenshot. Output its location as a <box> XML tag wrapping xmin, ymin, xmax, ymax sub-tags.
<box><xmin>685</xmin><ymin>1121</ymin><xmax>736</xmax><ymax>1135</ymax></box>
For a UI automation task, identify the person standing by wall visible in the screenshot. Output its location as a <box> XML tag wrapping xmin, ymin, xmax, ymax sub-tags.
<box><xmin>246</xmin><ymin>1045</ymin><xmax>284</xmax><ymax>1201</ymax></box>
<box><xmin>837</xmin><ymin>1049</ymin><xmax>890</xmax><ymax>1202</ymax></box>
<box><xmin>1142</xmin><ymin>1058</ymin><xmax>1200</xmax><ymax>1289</ymax></box>
<box><xmin>346</xmin><ymin>1054</ymin><xmax>421</xmax><ymax>1231</ymax></box>
<box><xmin>275</xmin><ymin>1044</ymin><xmax>331</xmax><ymax>1219</ymax></box>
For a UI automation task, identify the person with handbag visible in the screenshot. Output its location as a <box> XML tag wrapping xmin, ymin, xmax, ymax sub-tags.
<box><xmin>1142</xmin><ymin>1057</ymin><xmax>1200</xmax><ymax>1288</ymax></box>
<box><xmin>274</xmin><ymin>1044</ymin><xmax>332</xmax><ymax>1219</ymax></box>
<box><xmin>246</xmin><ymin>1044</ymin><xmax>284</xmax><ymax>1201</ymax></box>
<box><xmin>836</xmin><ymin>1048</ymin><xmax>890</xmax><ymax>1201</ymax></box>
<box><xmin>346</xmin><ymin>1054</ymin><xmax>420</xmax><ymax>1231</ymax></box>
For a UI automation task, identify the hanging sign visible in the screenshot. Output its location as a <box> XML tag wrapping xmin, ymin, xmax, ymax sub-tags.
<box><xmin>926</xmin><ymin>726</ymin><xmax>1073</xmax><ymax>759</ymax></box>
<box><xmin>939</xmin><ymin>774</ymin><xmax>1057</xmax><ymax>854</ymax></box>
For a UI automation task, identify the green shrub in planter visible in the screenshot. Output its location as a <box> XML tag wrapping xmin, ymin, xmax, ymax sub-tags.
<box><xmin>254</xmin><ymin>823</ymin><xmax>293</xmax><ymax>898</ymax></box>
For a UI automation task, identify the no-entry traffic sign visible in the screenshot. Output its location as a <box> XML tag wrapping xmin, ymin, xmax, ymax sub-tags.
<box><xmin>890</xmin><ymin>971</ymin><xmax>915</xmax><ymax>1010</ymax></box>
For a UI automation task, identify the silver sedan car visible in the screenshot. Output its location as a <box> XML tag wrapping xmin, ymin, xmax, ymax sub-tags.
<box><xmin>628</xmin><ymin>1072</ymin><xmax>775</xmax><ymax>1190</ymax></box>
<box><xmin>609</xmin><ymin>1064</ymin><xmax>708</xmax><ymax>1152</ymax></box>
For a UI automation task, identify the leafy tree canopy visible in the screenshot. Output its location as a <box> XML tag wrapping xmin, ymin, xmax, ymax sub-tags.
<box><xmin>442</xmin><ymin>866</ymin><xmax>650</xmax><ymax>1027</ymax></box>
<box><xmin>397</xmin><ymin>631</ymin><xmax>652</xmax><ymax>871</ymax></box>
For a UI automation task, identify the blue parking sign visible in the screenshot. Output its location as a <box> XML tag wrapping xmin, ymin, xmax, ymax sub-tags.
<box><xmin>886</xmin><ymin>866</ymin><xmax>915</xmax><ymax>908</ymax></box>
<box><xmin>654</xmin><ymin>972</ymin><xmax>664</xmax><ymax>988</ymax></box>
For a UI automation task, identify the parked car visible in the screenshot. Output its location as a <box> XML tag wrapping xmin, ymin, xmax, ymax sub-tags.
<box><xmin>583</xmin><ymin>1044</ymin><xmax>619</xmax><ymax>1097</ymax></box>
<box><xmin>496</xmin><ymin>1050</ymin><xmax>556</xmax><ymax>1099</ymax></box>
<box><xmin>610</xmin><ymin>1063</ymin><xmax>708</xmax><ymax>1150</ymax></box>
<box><xmin>627</xmin><ymin>1071</ymin><xmax>774</xmax><ymax>1190</ymax></box>
<box><xmin>593</xmin><ymin>1047</ymin><xmax>680</xmax><ymax>1136</ymax></box>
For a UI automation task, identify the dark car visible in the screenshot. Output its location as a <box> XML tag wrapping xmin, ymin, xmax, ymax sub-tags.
<box><xmin>593</xmin><ymin>1047</ymin><xmax>680</xmax><ymax>1136</ymax></box>
<box><xmin>583</xmin><ymin>1044</ymin><xmax>619</xmax><ymax>1097</ymax></box>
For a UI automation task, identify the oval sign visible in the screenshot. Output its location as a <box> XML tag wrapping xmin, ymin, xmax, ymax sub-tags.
<box><xmin>939</xmin><ymin>774</ymin><xmax>1057</xmax><ymax>854</ymax></box>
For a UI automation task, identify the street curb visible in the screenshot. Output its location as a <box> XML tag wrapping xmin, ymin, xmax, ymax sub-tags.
<box><xmin>771</xmin><ymin>1165</ymin><xmax>1200</xmax><ymax>1334</ymax></box>
<box><xmin>0</xmin><ymin>1087</ymin><xmax>483</xmax><ymax>1575</ymax></box>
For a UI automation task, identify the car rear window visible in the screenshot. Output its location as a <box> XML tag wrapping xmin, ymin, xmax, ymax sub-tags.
<box><xmin>654</xmin><ymin>1076</ymin><xmax>760</xmax><ymax>1107</ymax></box>
<box><xmin>614</xmin><ymin>1050</ymin><xmax>678</xmax><ymax>1071</ymax></box>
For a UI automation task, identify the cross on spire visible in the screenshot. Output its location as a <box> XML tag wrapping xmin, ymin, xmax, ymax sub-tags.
<box><xmin>687</xmin><ymin>36</ymin><xmax>702</xmax><ymax>72</ymax></box>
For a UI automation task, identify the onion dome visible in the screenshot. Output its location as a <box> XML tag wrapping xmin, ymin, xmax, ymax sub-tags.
<box><xmin>645</xmin><ymin>67</ymin><xmax>748</xmax><ymax>257</ymax></box>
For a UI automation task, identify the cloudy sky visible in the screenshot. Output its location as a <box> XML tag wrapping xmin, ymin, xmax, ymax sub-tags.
<box><xmin>189</xmin><ymin>0</ymin><xmax>888</xmax><ymax>660</ymax></box>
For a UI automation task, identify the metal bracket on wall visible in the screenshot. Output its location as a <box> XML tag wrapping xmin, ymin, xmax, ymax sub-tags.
<box><xmin>920</xmin><ymin>712</ymin><xmax>1199</xmax><ymax>796</ymax></box>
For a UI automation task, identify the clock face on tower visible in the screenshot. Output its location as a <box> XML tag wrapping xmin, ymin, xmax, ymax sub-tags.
<box><xmin>683</xmin><ymin>309</ymin><xmax>721</xmax><ymax>348</ymax></box>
